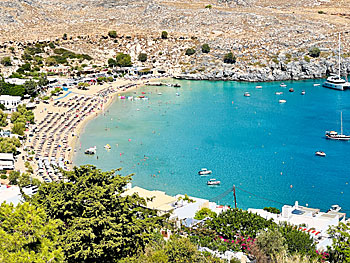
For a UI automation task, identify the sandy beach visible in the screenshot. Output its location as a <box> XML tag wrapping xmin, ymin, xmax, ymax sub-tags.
<box><xmin>18</xmin><ymin>77</ymin><xmax>168</xmax><ymax>180</ymax></box>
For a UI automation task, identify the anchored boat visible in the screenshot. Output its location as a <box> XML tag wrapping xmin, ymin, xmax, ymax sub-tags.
<box><xmin>207</xmin><ymin>179</ymin><xmax>221</xmax><ymax>185</ymax></box>
<box><xmin>198</xmin><ymin>168</ymin><xmax>212</xmax><ymax>175</ymax></box>
<box><xmin>325</xmin><ymin>112</ymin><xmax>350</xmax><ymax>141</ymax></box>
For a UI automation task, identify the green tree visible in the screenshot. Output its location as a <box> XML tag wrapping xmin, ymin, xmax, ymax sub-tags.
<box><xmin>0</xmin><ymin>202</ymin><xmax>63</xmax><ymax>263</ymax></box>
<box><xmin>11</xmin><ymin>122</ymin><xmax>25</xmax><ymax>135</ymax></box>
<box><xmin>0</xmin><ymin>104</ymin><xmax>5</xmax><ymax>111</ymax></box>
<box><xmin>0</xmin><ymin>137</ymin><xmax>21</xmax><ymax>153</ymax></box>
<box><xmin>108</xmin><ymin>30</ymin><xmax>117</xmax><ymax>38</ymax></box>
<box><xmin>8</xmin><ymin>170</ymin><xmax>20</xmax><ymax>185</ymax></box>
<box><xmin>201</xmin><ymin>44</ymin><xmax>210</xmax><ymax>53</ymax></box>
<box><xmin>194</xmin><ymin>207</ymin><xmax>217</xmax><ymax>220</ymax></box>
<box><xmin>0</xmin><ymin>110</ymin><xmax>7</xmax><ymax>127</ymax></box>
<box><xmin>161</xmin><ymin>31</ymin><xmax>168</xmax><ymax>39</ymax></box>
<box><xmin>256</xmin><ymin>228</ymin><xmax>287</xmax><ymax>260</ymax></box>
<box><xmin>108</xmin><ymin>58</ymin><xmax>117</xmax><ymax>67</ymax></box>
<box><xmin>328</xmin><ymin>221</ymin><xmax>350</xmax><ymax>262</ymax></box>
<box><xmin>263</xmin><ymin>207</ymin><xmax>280</xmax><ymax>214</ymax></box>
<box><xmin>1</xmin><ymin>57</ymin><xmax>12</xmax><ymax>66</ymax></box>
<box><xmin>138</xmin><ymin>53</ymin><xmax>148</xmax><ymax>62</ymax></box>
<box><xmin>62</xmin><ymin>33</ymin><xmax>68</xmax><ymax>40</ymax></box>
<box><xmin>24</xmin><ymin>80</ymin><xmax>38</xmax><ymax>97</ymax></box>
<box><xmin>49</xmin><ymin>42</ymin><xmax>56</xmax><ymax>49</ymax></box>
<box><xmin>309</xmin><ymin>47</ymin><xmax>320</xmax><ymax>58</ymax></box>
<box><xmin>185</xmin><ymin>48</ymin><xmax>196</xmax><ymax>56</ymax></box>
<box><xmin>224</xmin><ymin>52</ymin><xmax>236</xmax><ymax>64</ymax></box>
<box><xmin>11</xmin><ymin>104</ymin><xmax>35</xmax><ymax>124</ymax></box>
<box><xmin>116</xmin><ymin>53</ymin><xmax>132</xmax><ymax>67</ymax></box>
<box><xmin>29</xmin><ymin>165</ymin><xmax>167</xmax><ymax>262</ymax></box>
<box><xmin>45</xmin><ymin>56</ymin><xmax>57</xmax><ymax>66</ymax></box>
<box><xmin>279</xmin><ymin>223</ymin><xmax>316</xmax><ymax>257</ymax></box>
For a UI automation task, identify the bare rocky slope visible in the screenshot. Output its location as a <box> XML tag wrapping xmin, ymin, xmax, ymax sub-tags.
<box><xmin>1</xmin><ymin>0</ymin><xmax>350</xmax><ymax>81</ymax></box>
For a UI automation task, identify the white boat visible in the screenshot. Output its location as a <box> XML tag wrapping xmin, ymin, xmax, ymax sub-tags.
<box><xmin>84</xmin><ymin>146</ymin><xmax>96</xmax><ymax>155</ymax></box>
<box><xmin>198</xmin><ymin>168</ymin><xmax>212</xmax><ymax>175</ymax></box>
<box><xmin>280</xmin><ymin>83</ymin><xmax>287</xmax><ymax>87</ymax></box>
<box><xmin>244</xmin><ymin>92</ymin><xmax>251</xmax><ymax>97</ymax></box>
<box><xmin>313</xmin><ymin>84</ymin><xmax>320</xmax><ymax>86</ymax></box>
<box><xmin>275</xmin><ymin>92</ymin><xmax>283</xmax><ymax>95</ymax></box>
<box><xmin>328</xmin><ymin>204</ymin><xmax>342</xmax><ymax>212</ymax></box>
<box><xmin>207</xmin><ymin>179</ymin><xmax>221</xmax><ymax>185</ymax></box>
<box><xmin>279</xmin><ymin>99</ymin><xmax>286</xmax><ymax>103</ymax></box>
<box><xmin>158</xmin><ymin>92</ymin><xmax>162</xmax><ymax>95</ymax></box>
<box><xmin>323</xmin><ymin>33</ymin><xmax>350</xmax><ymax>91</ymax></box>
<box><xmin>301</xmin><ymin>90</ymin><xmax>306</xmax><ymax>95</ymax></box>
<box><xmin>104</xmin><ymin>144</ymin><xmax>111</xmax><ymax>150</ymax></box>
<box><xmin>325</xmin><ymin>112</ymin><xmax>350</xmax><ymax>141</ymax></box>
<box><xmin>256</xmin><ymin>85</ymin><xmax>262</xmax><ymax>89</ymax></box>
<box><xmin>176</xmin><ymin>93</ymin><xmax>180</xmax><ymax>96</ymax></box>
<box><xmin>315</xmin><ymin>151</ymin><xmax>326</xmax><ymax>157</ymax></box>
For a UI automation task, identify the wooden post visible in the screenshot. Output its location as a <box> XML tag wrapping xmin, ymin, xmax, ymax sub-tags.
<box><xmin>233</xmin><ymin>185</ymin><xmax>237</xmax><ymax>209</ymax></box>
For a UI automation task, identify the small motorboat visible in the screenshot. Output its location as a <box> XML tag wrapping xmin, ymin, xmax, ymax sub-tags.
<box><xmin>280</xmin><ymin>83</ymin><xmax>287</xmax><ymax>87</ymax></box>
<box><xmin>328</xmin><ymin>204</ymin><xmax>341</xmax><ymax>213</ymax></box>
<box><xmin>315</xmin><ymin>151</ymin><xmax>326</xmax><ymax>157</ymax></box>
<box><xmin>84</xmin><ymin>146</ymin><xmax>96</xmax><ymax>155</ymax></box>
<box><xmin>279</xmin><ymin>99</ymin><xmax>286</xmax><ymax>103</ymax></box>
<box><xmin>289</xmin><ymin>88</ymin><xmax>294</xmax><ymax>92</ymax></box>
<box><xmin>104</xmin><ymin>144</ymin><xmax>111</xmax><ymax>150</ymax></box>
<box><xmin>198</xmin><ymin>168</ymin><xmax>212</xmax><ymax>175</ymax></box>
<box><xmin>313</xmin><ymin>84</ymin><xmax>320</xmax><ymax>86</ymax></box>
<box><xmin>256</xmin><ymin>85</ymin><xmax>262</xmax><ymax>89</ymax></box>
<box><xmin>207</xmin><ymin>179</ymin><xmax>221</xmax><ymax>185</ymax></box>
<box><xmin>142</xmin><ymin>92</ymin><xmax>146</xmax><ymax>94</ymax></box>
<box><xmin>158</xmin><ymin>92</ymin><xmax>162</xmax><ymax>95</ymax></box>
<box><xmin>244</xmin><ymin>92</ymin><xmax>251</xmax><ymax>97</ymax></box>
<box><xmin>176</xmin><ymin>93</ymin><xmax>180</xmax><ymax>96</ymax></box>
<box><xmin>275</xmin><ymin>92</ymin><xmax>283</xmax><ymax>95</ymax></box>
<box><xmin>301</xmin><ymin>90</ymin><xmax>306</xmax><ymax>95</ymax></box>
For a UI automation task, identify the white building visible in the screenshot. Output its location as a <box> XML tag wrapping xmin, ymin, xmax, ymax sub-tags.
<box><xmin>248</xmin><ymin>201</ymin><xmax>347</xmax><ymax>250</ymax></box>
<box><xmin>0</xmin><ymin>95</ymin><xmax>21</xmax><ymax>112</ymax></box>
<box><xmin>0</xmin><ymin>153</ymin><xmax>15</xmax><ymax>170</ymax></box>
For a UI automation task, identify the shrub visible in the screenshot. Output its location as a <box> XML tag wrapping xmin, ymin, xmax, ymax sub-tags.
<box><xmin>108</xmin><ymin>30</ymin><xmax>117</xmax><ymax>38</ymax></box>
<box><xmin>108</xmin><ymin>58</ymin><xmax>117</xmax><ymax>67</ymax></box>
<box><xmin>161</xmin><ymin>31</ymin><xmax>168</xmax><ymax>39</ymax></box>
<box><xmin>185</xmin><ymin>48</ymin><xmax>196</xmax><ymax>56</ymax></box>
<box><xmin>1</xmin><ymin>57</ymin><xmax>12</xmax><ymax>66</ymax></box>
<box><xmin>304</xmin><ymin>55</ymin><xmax>311</xmax><ymax>62</ymax></box>
<box><xmin>224</xmin><ymin>52</ymin><xmax>236</xmax><ymax>64</ymax></box>
<box><xmin>138</xmin><ymin>53</ymin><xmax>148</xmax><ymax>62</ymax></box>
<box><xmin>263</xmin><ymin>207</ymin><xmax>280</xmax><ymax>214</ymax></box>
<box><xmin>202</xmin><ymin>44</ymin><xmax>210</xmax><ymax>53</ymax></box>
<box><xmin>116</xmin><ymin>53</ymin><xmax>132</xmax><ymax>67</ymax></box>
<box><xmin>63</xmin><ymin>33</ymin><xmax>68</xmax><ymax>40</ymax></box>
<box><xmin>49</xmin><ymin>42</ymin><xmax>55</xmax><ymax>49</ymax></box>
<box><xmin>205</xmin><ymin>4</ymin><xmax>212</xmax><ymax>9</ymax></box>
<box><xmin>318</xmin><ymin>10</ymin><xmax>325</xmax><ymax>14</ymax></box>
<box><xmin>194</xmin><ymin>208</ymin><xmax>217</xmax><ymax>220</ymax></box>
<box><xmin>0</xmin><ymin>174</ymin><xmax>7</xmax><ymax>179</ymax></box>
<box><xmin>309</xmin><ymin>47</ymin><xmax>320</xmax><ymax>58</ymax></box>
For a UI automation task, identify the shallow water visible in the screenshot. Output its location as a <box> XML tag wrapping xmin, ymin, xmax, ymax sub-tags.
<box><xmin>74</xmin><ymin>79</ymin><xmax>350</xmax><ymax>211</ymax></box>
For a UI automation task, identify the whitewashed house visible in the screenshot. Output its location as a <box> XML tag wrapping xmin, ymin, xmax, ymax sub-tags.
<box><xmin>0</xmin><ymin>95</ymin><xmax>21</xmax><ymax>112</ymax></box>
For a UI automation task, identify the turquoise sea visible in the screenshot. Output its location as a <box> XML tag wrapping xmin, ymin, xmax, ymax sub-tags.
<box><xmin>74</xmin><ymin>79</ymin><xmax>350</xmax><ymax>211</ymax></box>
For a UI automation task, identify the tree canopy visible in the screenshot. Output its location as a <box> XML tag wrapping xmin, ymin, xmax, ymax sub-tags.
<box><xmin>0</xmin><ymin>137</ymin><xmax>21</xmax><ymax>153</ymax></box>
<box><xmin>116</xmin><ymin>53</ymin><xmax>132</xmax><ymax>67</ymax></box>
<box><xmin>328</xmin><ymin>221</ymin><xmax>350</xmax><ymax>262</ymax></box>
<box><xmin>108</xmin><ymin>30</ymin><xmax>117</xmax><ymax>38</ymax></box>
<box><xmin>309</xmin><ymin>47</ymin><xmax>320</xmax><ymax>58</ymax></box>
<box><xmin>29</xmin><ymin>165</ymin><xmax>167</xmax><ymax>262</ymax></box>
<box><xmin>161</xmin><ymin>31</ymin><xmax>168</xmax><ymax>39</ymax></box>
<box><xmin>0</xmin><ymin>202</ymin><xmax>64</xmax><ymax>263</ymax></box>
<box><xmin>201</xmin><ymin>44</ymin><xmax>210</xmax><ymax>53</ymax></box>
<box><xmin>0</xmin><ymin>110</ymin><xmax>7</xmax><ymax>127</ymax></box>
<box><xmin>223</xmin><ymin>52</ymin><xmax>236</xmax><ymax>64</ymax></box>
<box><xmin>138</xmin><ymin>53</ymin><xmax>148</xmax><ymax>62</ymax></box>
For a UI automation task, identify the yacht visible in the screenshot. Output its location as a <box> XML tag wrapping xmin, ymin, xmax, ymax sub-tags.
<box><xmin>315</xmin><ymin>151</ymin><xmax>326</xmax><ymax>157</ymax></box>
<box><xmin>84</xmin><ymin>146</ymin><xmax>96</xmax><ymax>155</ymax></box>
<box><xmin>207</xmin><ymin>179</ymin><xmax>221</xmax><ymax>185</ymax></box>
<box><xmin>198</xmin><ymin>168</ymin><xmax>212</xmax><ymax>175</ymax></box>
<box><xmin>323</xmin><ymin>33</ymin><xmax>350</xmax><ymax>91</ymax></box>
<box><xmin>325</xmin><ymin>112</ymin><xmax>350</xmax><ymax>141</ymax></box>
<box><xmin>280</xmin><ymin>83</ymin><xmax>287</xmax><ymax>87</ymax></box>
<box><xmin>279</xmin><ymin>99</ymin><xmax>286</xmax><ymax>104</ymax></box>
<box><xmin>256</xmin><ymin>85</ymin><xmax>262</xmax><ymax>89</ymax></box>
<box><xmin>244</xmin><ymin>92</ymin><xmax>251</xmax><ymax>97</ymax></box>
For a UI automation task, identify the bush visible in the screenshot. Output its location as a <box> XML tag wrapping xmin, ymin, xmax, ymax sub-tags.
<box><xmin>202</xmin><ymin>44</ymin><xmax>210</xmax><ymax>53</ymax></box>
<box><xmin>304</xmin><ymin>56</ymin><xmax>311</xmax><ymax>62</ymax></box>
<box><xmin>63</xmin><ymin>33</ymin><xmax>68</xmax><ymax>40</ymax></box>
<box><xmin>1</xmin><ymin>57</ymin><xmax>12</xmax><ymax>66</ymax></box>
<box><xmin>49</xmin><ymin>42</ymin><xmax>55</xmax><ymax>49</ymax></box>
<box><xmin>318</xmin><ymin>10</ymin><xmax>325</xmax><ymax>14</ymax></box>
<box><xmin>205</xmin><ymin>4</ymin><xmax>212</xmax><ymax>9</ymax></box>
<box><xmin>185</xmin><ymin>48</ymin><xmax>196</xmax><ymax>56</ymax></box>
<box><xmin>108</xmin><ymin>30</ymin><xmax>117</xmax><ymax>38</ymax></box>
<box><xmin>116</xmin><ymin>53</ymin><xmax>132</xmax><ymax>67</ymax></box>
<box><xmin>161</xmin><ymin>31</ymin><xmax>168</xmax><ymax>39</ymax></box>
<box><xmin>224</xmin><ymin>52</ymin><xmax>236</xmax><ymax>64</ymax></box>
<box><xmin>108</xmin><ymin>58</ymin><xmax>117</xmax><ymax>67</ymax></box>
<box><xmin>0</xmin><ymin>174</ymin><xmax>7</xmax><ymax>179</ymax></box>
<box><xmin>138</xmin><ymin>53</ymin><xmax>148</xmax><ymax>62</ymax></box>
<box><xmin>194</xmin><ymin>207</ymin><xmax>217</xmax><ymax>220</ymax></box>
<box><xmin>309</xmin><ymin>47</ymin><xmax>320</xmax><ymax>58</ymax></box>
<box><xmin>263</xmin><ymin>207</ymin><xmax>280</xmax><ymax>214</ymax></box>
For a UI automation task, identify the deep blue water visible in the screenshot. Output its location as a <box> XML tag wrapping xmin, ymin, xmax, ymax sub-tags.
<box><xmin>74</xmin><ymin>79</ymin><xmax>350</xmax><ymax>211</ymax></box>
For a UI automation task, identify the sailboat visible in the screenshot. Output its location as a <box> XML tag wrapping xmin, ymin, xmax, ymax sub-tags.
<box><xmin>325</xmin><ymin>112</ymin><xmax>350</xmax><ymax>141</ymax></box>
<box><xmin>323</xmin><ymin>33</ymin><xmax>350</xmax><ymax>91</ymax></box>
